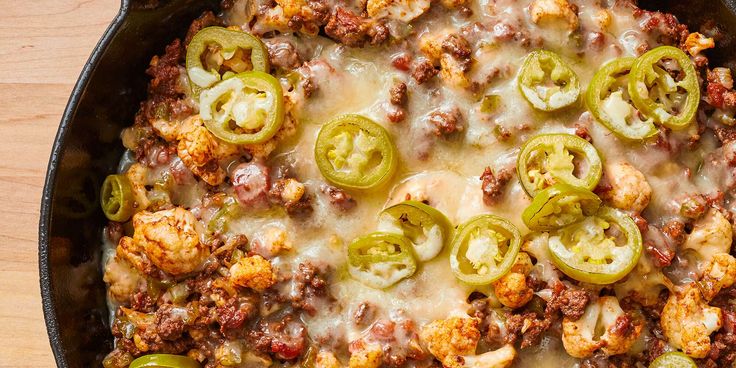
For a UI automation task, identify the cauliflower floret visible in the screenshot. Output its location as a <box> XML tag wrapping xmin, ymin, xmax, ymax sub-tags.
<box><xmin>420</xmin><ymin>317</ymin><xmax>480</xmax><ymax>366</ymax></box>
<box><xmin>103</xmin><ymin>256</ymin><xmax>145</xmax><ymax>303</ymax></box>
<box><xmin>592</xmin><ymin>9</ymin><xmax>612</xmax><ymax>31</ymax></box>
<box><xmin>419</xmin><ymin>31</ymin><xmax>449</xmax><ymax>64</ymax></box>
<box><xmin>529</xmin><ymin>0</ymin><xmax>579</xmax><ymax>31</ymax></box>
<box><xmin>599</xmin><ymin>161</ymin><xmax>652</xmax><ymax>213</ymax></box>
<box><xmin>440</xmin><ymin>55</ymin><xmax>471</xmax><ymax>89</ymax></box>
<box><xmin>151</xmin><ymin>118</ymin><xmax>180</xmax><ymax>142</ymax></box>
<box><xmin>685</xmin><ymin>32</ymin><xmax>715</xmax><ymax>56</ymax></box>
<box><xmin>316</xmin><ymin>351</ymin><xmax>341</xmax><ymax>368</ymax></box>
<box><xmin>366</xmin><ymin>0</ymin><xmax>431</xmax><ymax>22</ymax></box>
<box><xmin>229</xmin><ymin>255</ymin><xmax>276</xmax><ymax>291</ymax></box>
<box><xmin>699</xmin><ymin>253</ymin><xmax>736</xmax><ymax>301</ymax></box>
<box><xmin>456</xmin><ymin>345</ymin><xmax>516</xmax><ymax>368</ymax></box>
<box><xmin>562</xmin><ymin>296</ymin><xmax>643</xmax><ymax>358</ymax></box>
<box><xmin>117</xmin><ymin>207</ymin><xmax>209</xmax><ymax>276</ymax></box>
<box><xmin>177</xmin><ymin>117</ymin><xmax>228</xmax><ymax>186</ymax></box>
<box><xmin>682</xmin><ymin>209</ymin><xmax>733</xmax><ymax>267</ymax></box>
<box><xmin>348</xmin><ymin>342</ymin><xmax>382</xmax><ymax>368</ymax></box>
<box><xmin>253</xmin><ymin>226</ymin><xmax>293</xmax><ymax>258</ymax></box>
<box><xmin>661</xmin><ymin>283</ymin><xmax>722</xmax><ymax>358</ymax></box>
<box><xmin>125</xmin><ymin>163</ymin><xmax>151</xmax><ymax>211</ymax></box>
<box><xmin>492</xmin><ymin>252</ymin><xmax>534</xmax><ymax>309</ymax></box>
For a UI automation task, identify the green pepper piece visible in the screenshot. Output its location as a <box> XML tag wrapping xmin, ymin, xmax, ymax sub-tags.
<box><xmin>517</xmin><ymin>133</ymin><xmax>602</xmax><ymax>196</ymax></box>
<box><xmin>315</xmin><ymin>115</ymin><xmax>397</xmax><ymax>190</ymax></box>
<box><xmin>548</xmin><ymin>206</ymin><xmax>642</xmax><ymax>284</ymax></box>
<box><xmin>649</xmin><ymin>352</ymin><xmax>697</xmax><ymax>368</ymax></box>
<box><xmin>628</xmin><ymin>46</ymin><xmax>700</xmax><ymax>130</ymax></box>
<box><xmin>200</xmin><ymin>71</ymin><xmax>284</xmax><ymax>145</ymax></box>
<box><xmin>522</xmin><ymin>183</ymin><xmax>601</xmax><ymax>231</ymax></box>
<box><xmin>100</xmin><ymin>174</ymin><xmax>135</xmax><ymax>222</ymax></box>
<box><xmin>450</xmin><ymin>215</ymin><xmax>521</xmax><ymax>285</ymax></box>
<box><xmin>377</xmin><ymin>201</ymin><xmax>452</xmax><ymax>261</ymax></box>
<box><xmin>129</xmin><ymin>354</ymin><xmax>201</xmax><ymax>368</ymax></box>
<box><xmin>206</xmin><ymin>201</ymin><xmax>242</xmax><ymax>236</ymax></box>
<box><xmin>347</xmin><ymin>232</ymin><xmax>418</xmax><ymax>289</ymax></box>
<box><xmin>186</xmin><ymin>27</ymin><xmax>269</xmax><ymax>93</ymax></box>
<box><xmin>518</xmin><ymin>50</ymin><xmax>581</xmax><ymax>111</ymax></box>
<box><xmin>586</xmin><ymin>57</ymin><xmax>658</xmax><ymax>140</ymax></box>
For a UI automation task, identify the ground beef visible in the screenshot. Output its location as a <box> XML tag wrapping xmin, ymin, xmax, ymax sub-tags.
<box><xmin>480</xmin><ymin>167</ymin><xmax>512</xmax><ymax>206</ymax></box>
<box><xmin>268</xmin><ymin>178</ymin><xmax>313</xmax><ymax>217</ymax></box>
<box><xmin>390</xmin><ymin>82</ymin><xmax>408</xmax><ymax>106</ymax></box>
<box><xmin>216</xmin><ymin>296</ymin><xmax>257</xmax><ymax>334</ymax></box>
<box><xmin>354</xmin><ymin>302</ymin><xmax>376</xmax><ymax>327</ymax></box>
<box><xmin>442</xmin><ymin>34</ymin><xmax>472</xmax><ymax>60</ymax></box>
<box><xmin>290</xmin><ymin>263</ymin><xmax>332</xmax><ymax>315</ymax></box>
<box><xmin>387</xmin><ymin>108</ymin><xmax>407</xmax><ymax>123</ymax></box>
<box><xmin>545</xmin><ymin>283</ymin><xmax>590</xmax><ymax>321</ymax></box>
<box><xmin>130</xmin><ymin>291</ymin><xmax>155</xmax><ymax>313</ymax></box>
<box><xmin>250</xmin><ymin>314</ymin><xmax>307</xmax><ymax>360</ymax></box>
<box><xmin>184</xmin><ymin>11</ymin><xmax>221</xmax><ymax>46</ymax></box>
<box><xmin>265</xmin><ymin>39</ymin><xmax>302</xmax><ymax>70</ymax></box>
<box><xmin>574</xmin><ymin>122</ymin><xmax>592</xmax><ymax>141</ymax></box>
<box><xmin>638</xmin><ymin>10</ymin><xmax>690</xmax><ymax>47</ymax></box>
<box><xmin>661</xmin><ymin>220</ymin><xmax>686</xmax><ymax>245</ymax></box>
<box><xmin>504</xmin><ymin>311</ymin><xmax>551</xmax><ymax>348</ymax></box>
<box><xmin>155</xmin><ymin>304</ymin><xmax>187</xmax><ymax>340</ymax></box>
<box><xmin>324</xmin><ymin>8</ymin><xmax>387</xmax><ymax>47</ymax></box>
<box><xmin>411</xmin><ymin>58</ymin><xmax>439</xmax><ymax>84</ymax></box>
<box><xmin>320</xmin><ymin>184</ymin><xmax>356</xmax><ymax>212</ymax></box>
<box><xmin>428</xmin><ymin>107</ymin><xmax>464</xmax><ymax>136</ymax></box>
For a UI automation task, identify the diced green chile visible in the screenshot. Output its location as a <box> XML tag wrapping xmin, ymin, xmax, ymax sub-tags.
<box><xmin>628</xmin><ymin>46</ymin><xmax>700</xmax><ymax>130</ymax></box>
<box><xmin>522</xmin><ymin>183</ymin><xmax>601</xmax><ymax>231</ymax></box>
<box><xmin>129</xmin><ymin>354</ymin><xmax>202</xmax><ymax>368</ymax></box>
<box><xmin>548</xmin><ymin>206</ymin><xmax>642</xmax><ymax>284</ymax></box>
<box><xmin>186</xmin><ymin>26</ymin><xmax>269</xmax><ymax>93</ymax></box>
<box><xmin>517</xmin><ymin>133</ymin><xmax>603</xmax><ymax>196</ymax></box>
<box><xmin>377</xmin><ymin>201</ymin><xmax>452</xmax><ymax>261</ymax></box>
<box><xmin>199</xmin><ymin>71</ymin><xmax>284</xmax><ymax>145</ymax></box>
<box><xmin>347</xmin><ymin>232</ymin><xmax>417</xmax><ymax>289</ymax></box>
<box><xmin>100</xmin><ymin>174</ymin><xmax>135</xmax><ymax>222</ymax></box>
<box><xmin>585</xmin><ymin>57</ymin><xmax>658</xmax><ymax>140</ymax></box>
<box><xmin>315</xmin><ymin>115</ymin><xmax>397</xmax><ymax>190</ymax></box>
<box><xmin>518</xmin><ymin>50</ymin><xmax>581</xmax><ymax>111</ymax></box>
<box><xmin>649</xmin><ymin>352</ymin><xmax>697</xmax><ymax>368</ymax></box>
<box><xmin>450</xmin><ymin>215</ymin><xmax>521</xmax><ymax>285</ymax></box>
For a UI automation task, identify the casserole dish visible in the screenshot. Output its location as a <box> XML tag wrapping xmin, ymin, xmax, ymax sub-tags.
<box><xmin>38</xmin><ymin>0</ymin><xmax>736</xmax><ymax>366</ymax></box>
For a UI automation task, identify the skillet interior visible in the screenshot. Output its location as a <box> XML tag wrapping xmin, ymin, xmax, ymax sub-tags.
<box><xmin>37</xmin><ymin>0</ymin><xmax>736</xmax><ymax>366</ymax></box>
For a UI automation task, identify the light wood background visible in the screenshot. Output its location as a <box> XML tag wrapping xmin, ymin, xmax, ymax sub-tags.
<box><xmin>0</xmin><ymin>1</ymin><xmax>118</xmax><ymax>366</ymax></box>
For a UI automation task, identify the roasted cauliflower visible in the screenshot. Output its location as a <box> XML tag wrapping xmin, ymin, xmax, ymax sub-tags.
<box><xmin>103</xmin><ymin>256</ymin><xmax>145</xmax><ymax>303</ymax></box>
<box><xmin>176</xmin><ymin>117</ymin><xmax>228</xmax><ymax>186</ymax></box>
<box><xmin>529</xmin><ymin>0</ymin><xmax>579</xmax><ymax>31</ymax></box>
<box><xmin>315</xmin><ymin>351</ymin><xmax>342</xmax><ymax>368</ymax></box>
<box><xmin>699</xmin><ymin>253</ymin><xmax>736</xmax><ymax>301</ymax></box>
<box><xmin>682</xmin><ymin>208</ymin><xmax>733</xmax><ymax>267</ymax></box>
<box><xmin>125</xmin><ymin>163</ymin><xmax>151</xmax><ymax>211</ymax></box>
<box><xmin>348</xmin><ymin>342</ymin><xmax>383</xmax><ymax>368</ymax></box>
<box><xmin>661</xmin><ymin>284</ymin><xmax>722</xmax><ymax>359</ymax></box>
<box><xmin>685</xmin><ymin>32</ymin><xmax>715</xmax><ymax>56</ymax></box>
<box><xmin>420</xmin><ymin>317</ymin><xmax>480</xmax><ymax>366</ymax></box>
<box><xmin>599</xmin><ymin>161</ymin><xmax>652</xmax><ymax>213</ymax></box>
<box><xmin>229</xmin><ymin>255</ymin><xmax>277</xmax><ymax>291</ymax></box>
<box><xmin>492</xmin><ymin>252</ymin><xmax>534</xmax><ymax>309</ymax></box>
<box><xmin>562</xmin><ymin>296</ymin><xmax>643</xmax><ymax>358</ymax></box>
<box><xmin>117</xmin><ymin>207</ymin><xmax>209</xmax><ymax>276</ymax></box>
<box><xmin>366</xmin><ymin>0</ymin><xmax>431</xmax><ymax>22</ymax></box>
<box><xmin>455</xmin><ymin>345</ymin><xmax>516</xmax><ymax>368</ymax></box>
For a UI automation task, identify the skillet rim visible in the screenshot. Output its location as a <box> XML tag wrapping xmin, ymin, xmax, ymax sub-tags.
<box><xmin>38</xmin><ymin>1</ymin><xmax>129</xmax><ymax>367</ymax></box>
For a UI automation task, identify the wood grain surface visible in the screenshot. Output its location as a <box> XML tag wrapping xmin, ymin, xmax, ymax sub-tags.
<box><xmin>0</xmin><ymin>1</ymin><xmax>118</xmax><ymax>366</ymax></box>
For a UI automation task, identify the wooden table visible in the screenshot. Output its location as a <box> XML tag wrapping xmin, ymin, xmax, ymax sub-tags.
<box><xmin>0</xmin><ymin>1</ymin><xmax>118</xmax><ymax>366</ymax></box>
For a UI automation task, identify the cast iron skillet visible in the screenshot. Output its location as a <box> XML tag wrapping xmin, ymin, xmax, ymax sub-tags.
<box><xmin>38</xmin><ymin>0</ymin><xmax>736</xmax><ymax>366</ymax></box>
